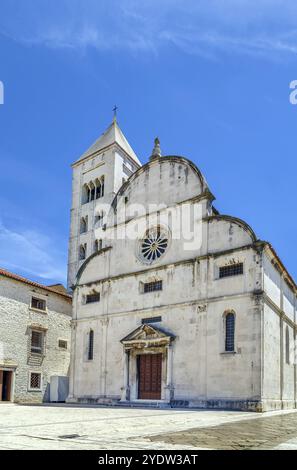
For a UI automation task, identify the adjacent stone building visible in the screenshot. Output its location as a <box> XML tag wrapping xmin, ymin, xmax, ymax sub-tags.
<box><xmin>67</xmin><ymin>119</ymin><xmax>296</xmax><ymax>412</ymax></box>
<box><xmin>0</xmin><ymin>268</ymin><xmax>72</xmax><ymax>403</ymax></box>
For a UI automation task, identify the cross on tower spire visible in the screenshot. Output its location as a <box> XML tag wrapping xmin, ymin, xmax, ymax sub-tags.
<box><xmin>113</xmin><ymin>105</ymin><xmax>118</xmax><ymax>122</ymax></box>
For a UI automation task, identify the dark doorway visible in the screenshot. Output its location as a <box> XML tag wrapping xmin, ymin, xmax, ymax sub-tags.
<box><xmin>138</xmin><ymin>354</ymin><xmax>162</xmax><ymax>400</ymax></box>
<box><xmin>0</xmin><ymin>370</ymin><xmax>12</xmax><ymax>401</ymax></box>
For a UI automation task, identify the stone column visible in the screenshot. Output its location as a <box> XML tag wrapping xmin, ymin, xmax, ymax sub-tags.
<box><xmin>121</xmin><ymin>349</ymin><xmax>130</xmax><ymax>402</ymax></box>
<box><xmin>165</xmin><ymin>343</ymin><xmax>174</xmax><ymax>403</ymax></box>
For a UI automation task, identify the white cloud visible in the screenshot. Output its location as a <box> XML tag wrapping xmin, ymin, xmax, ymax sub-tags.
<box><xmin>160</xmin><ymin>29</ymin><xmax>297</xmax><ymax>59</ymax></box>
<box><xmin>2</xmin><ymin>0</ymin><xmax>297</xmax><ymax>59</ymax></box>
<box><xmin>0</xmin><ymin>219</ymin><xmax>67</xmax><ymax>284</ymax></box>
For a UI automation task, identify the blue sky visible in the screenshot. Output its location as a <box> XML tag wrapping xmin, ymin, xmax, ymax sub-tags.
<box><xmin>0</xmin><ymin>0</ymin><xmax>296</xmax><ymax>285</ymax></box>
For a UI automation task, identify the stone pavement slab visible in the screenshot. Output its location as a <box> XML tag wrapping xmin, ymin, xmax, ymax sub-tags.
<box><xmin>0</xmin><ymin>403</ymin><xmax>296</xmax><ymax>450</ymax></box>
<box><xmin>149</xmin><ymin>410</ymin><xmax>297</xmax><ymax>450</ymax></box>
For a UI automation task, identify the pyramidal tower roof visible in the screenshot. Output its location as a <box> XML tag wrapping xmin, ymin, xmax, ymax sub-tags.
<box><xmin>74</xmin><ymin>119</ymin><xmax>141</xmax><ymax>166</ymax></box>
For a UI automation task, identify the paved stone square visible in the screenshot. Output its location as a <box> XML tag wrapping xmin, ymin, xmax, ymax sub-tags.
<box><xmin>0</xmin><ymin>404</ymin><xmax>297</xmax><ymax>450</ymax></box>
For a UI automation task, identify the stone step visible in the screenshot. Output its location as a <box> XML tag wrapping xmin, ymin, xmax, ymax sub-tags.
<box><xmin>116</xmin><ymin>401</ymin><xmax>171</xmax><ymax>409</ymax></box>
<box><xmin>74</xmin><ymin>397</ymin><xmax>171</xmax><ymax>408</ymax></box>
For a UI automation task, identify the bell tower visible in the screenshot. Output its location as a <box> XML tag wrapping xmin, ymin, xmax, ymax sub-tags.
<box><xmin>67</xmin><ymin>118</ymin><xmax>141</xmax><ymax>289</ymax></box>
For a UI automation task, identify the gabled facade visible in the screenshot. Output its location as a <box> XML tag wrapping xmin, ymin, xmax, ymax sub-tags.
<box><xmin>67</xmin><ymin>122</ymin><xmax>296</xmax><ymax>411</ymax></box>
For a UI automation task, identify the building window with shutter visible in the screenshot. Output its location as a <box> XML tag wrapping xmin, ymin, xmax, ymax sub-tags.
<box><xmin>143</xmin><ymin>280</ymin><xmax>163</xmax><ymax>293</ymax></box>
<box><xmin>225</xmin><ymin>312</ymin><xmax>235</xmax><ymax>352</ymax></box>
<box><xmin>29</xmin><ymin>372</ymin><xmax>42</xmax><ymax>391</ymax></box>
<box><xmin>31</xmin><ymin>297</ymin><xmax>46</xmax><ymax>311</ymax></box>
<box><xmin>88</xmin><ymin>329</ymin><xmax>94</xmax><ymax>360</ymax></box>
<box><xmin>86</xmin><ymin>292</ymin><xmax>100</xmax><ymax>304</ymax></box>
<box><xmin>219</xmin><ymin>263</ymin><xmax>243</xmax><ymax>278</ymax></box>
<box><xmin>142</xmin><ymin>316</ymin><xmax>162</xmax><ymax>324</ymax></box>
<box><xmin>31</xmin><ymin>330</ymin><xmax>44</xmax><ymax>355</ymax></box>
<box><xmin>58</xmin><ymin>339</ymin><xmax>68</xmax><ymax>350</ymax></box>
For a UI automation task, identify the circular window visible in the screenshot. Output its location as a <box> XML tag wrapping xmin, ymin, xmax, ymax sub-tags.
<box><xmin>140</xmin><ymin>227</ymin><xmax>169</xmax><ymax>264</ymax></box>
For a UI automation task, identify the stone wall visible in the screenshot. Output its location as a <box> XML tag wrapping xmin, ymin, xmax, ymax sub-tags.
<box><xmin>0</xmin><ymin>276</ymin><xmax>71</xmax><ymax>403</ymax></box>
<box><xmin>262</xmin><ymin>252</ymin><xmax>297</xmax><ymax>411</ymax></box>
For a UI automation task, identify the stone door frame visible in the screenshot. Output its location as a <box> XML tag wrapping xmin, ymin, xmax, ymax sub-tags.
<box><xmin>120</xmin><ymin>324</ymin><xmax>175</xmax><ymax>403</ymax></box>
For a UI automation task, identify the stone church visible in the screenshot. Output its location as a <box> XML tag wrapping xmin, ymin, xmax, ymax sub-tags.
<box><xmin>67</xmin><ymin>118</ymin><xmax>296</xmax><ymax>412</ymax></box>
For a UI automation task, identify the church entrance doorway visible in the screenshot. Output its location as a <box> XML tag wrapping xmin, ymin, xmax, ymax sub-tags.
<box><xmin>137</xmin><ymin>354</ymin><xmax>162</xmax><ymax>400</ymax></box>
<box><xmin>0</xmin><ymin>370</ymin><xmax>13</xmax><ymax>402</ymax></box>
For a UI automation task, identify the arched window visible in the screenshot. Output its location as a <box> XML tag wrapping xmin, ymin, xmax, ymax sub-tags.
<box><xmin>90</xmin><ymin>182</ymin><xmax>95</xmax><ymax>201</ymax></box>
<box><xmin>94</xmin><ymin>239</ymin><xmax>102</xmax><ymax>252</ymax></box>
<box><xmin>225</xmin><ymin>312</ymin><xmax>235</xmax><ymax>352</ymax></box>
<box><xmin>79</xmin><ymin>243</ymin><xmax>87</xmax><ymax>261</ymax></box>
<box><xmin>286</xmin><ymin>326</ymin><xmax>290</xmax><ymax>365</ymax></box>
<box><xmin>82</xmin><ymin>184</ymin><xmax>90</xmax><ymax>204</ymax></box>
<box><xmin>88</xmin><ymin>329</ymin><xmax>94</xmax><ymax>360</ymax></box>
<box><xmin>94</xmin><ymin>212</ymin><xmax>104</xmax><ymax>228</ymax></box>
<box><xmin>95</xmin><ymin>176</ymin><xmax>105</xmax><ymax>199</ymax></box>
<box><xmin>80</xmin><ymin>216</ymin><xmax>88</xmax><ymax>234</ymax></box>
<box><xmin>101</xmin><ymin>176</ymin><xmax>105</xmax><ymax>197</ymax></box>
<box><xmin>96</xmin><ymin>180</ymin><xmax>101</xmax><ymax>199</ymax></box>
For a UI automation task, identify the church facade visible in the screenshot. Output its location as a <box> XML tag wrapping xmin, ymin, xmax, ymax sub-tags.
<box><xmin>67</xmin><ymin>119</ymin><xmax>297</xmax><ymax>412</ymax></box>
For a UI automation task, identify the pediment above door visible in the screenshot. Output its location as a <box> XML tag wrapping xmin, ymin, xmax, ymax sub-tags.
<box><xmin>121</xmin><ymin>324</ymin><xmax>175</xmax><ymax>350</ymax></box>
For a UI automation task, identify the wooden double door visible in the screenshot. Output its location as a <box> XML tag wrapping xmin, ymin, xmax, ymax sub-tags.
<box><xmin>138</xmin><ymin>353</ymin><xmax>162</xmax><ymax>400</ymax></box>
<box><xmin>0</xmin><ymin>370</ymin><xmax>12</xmax><ymax>402</ymax></box>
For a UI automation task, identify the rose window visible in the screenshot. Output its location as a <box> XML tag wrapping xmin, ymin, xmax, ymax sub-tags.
<box><xmin>140</xmin><ymin>227</ymin><xmax>168</xmax><ymax>263</ymax></box>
